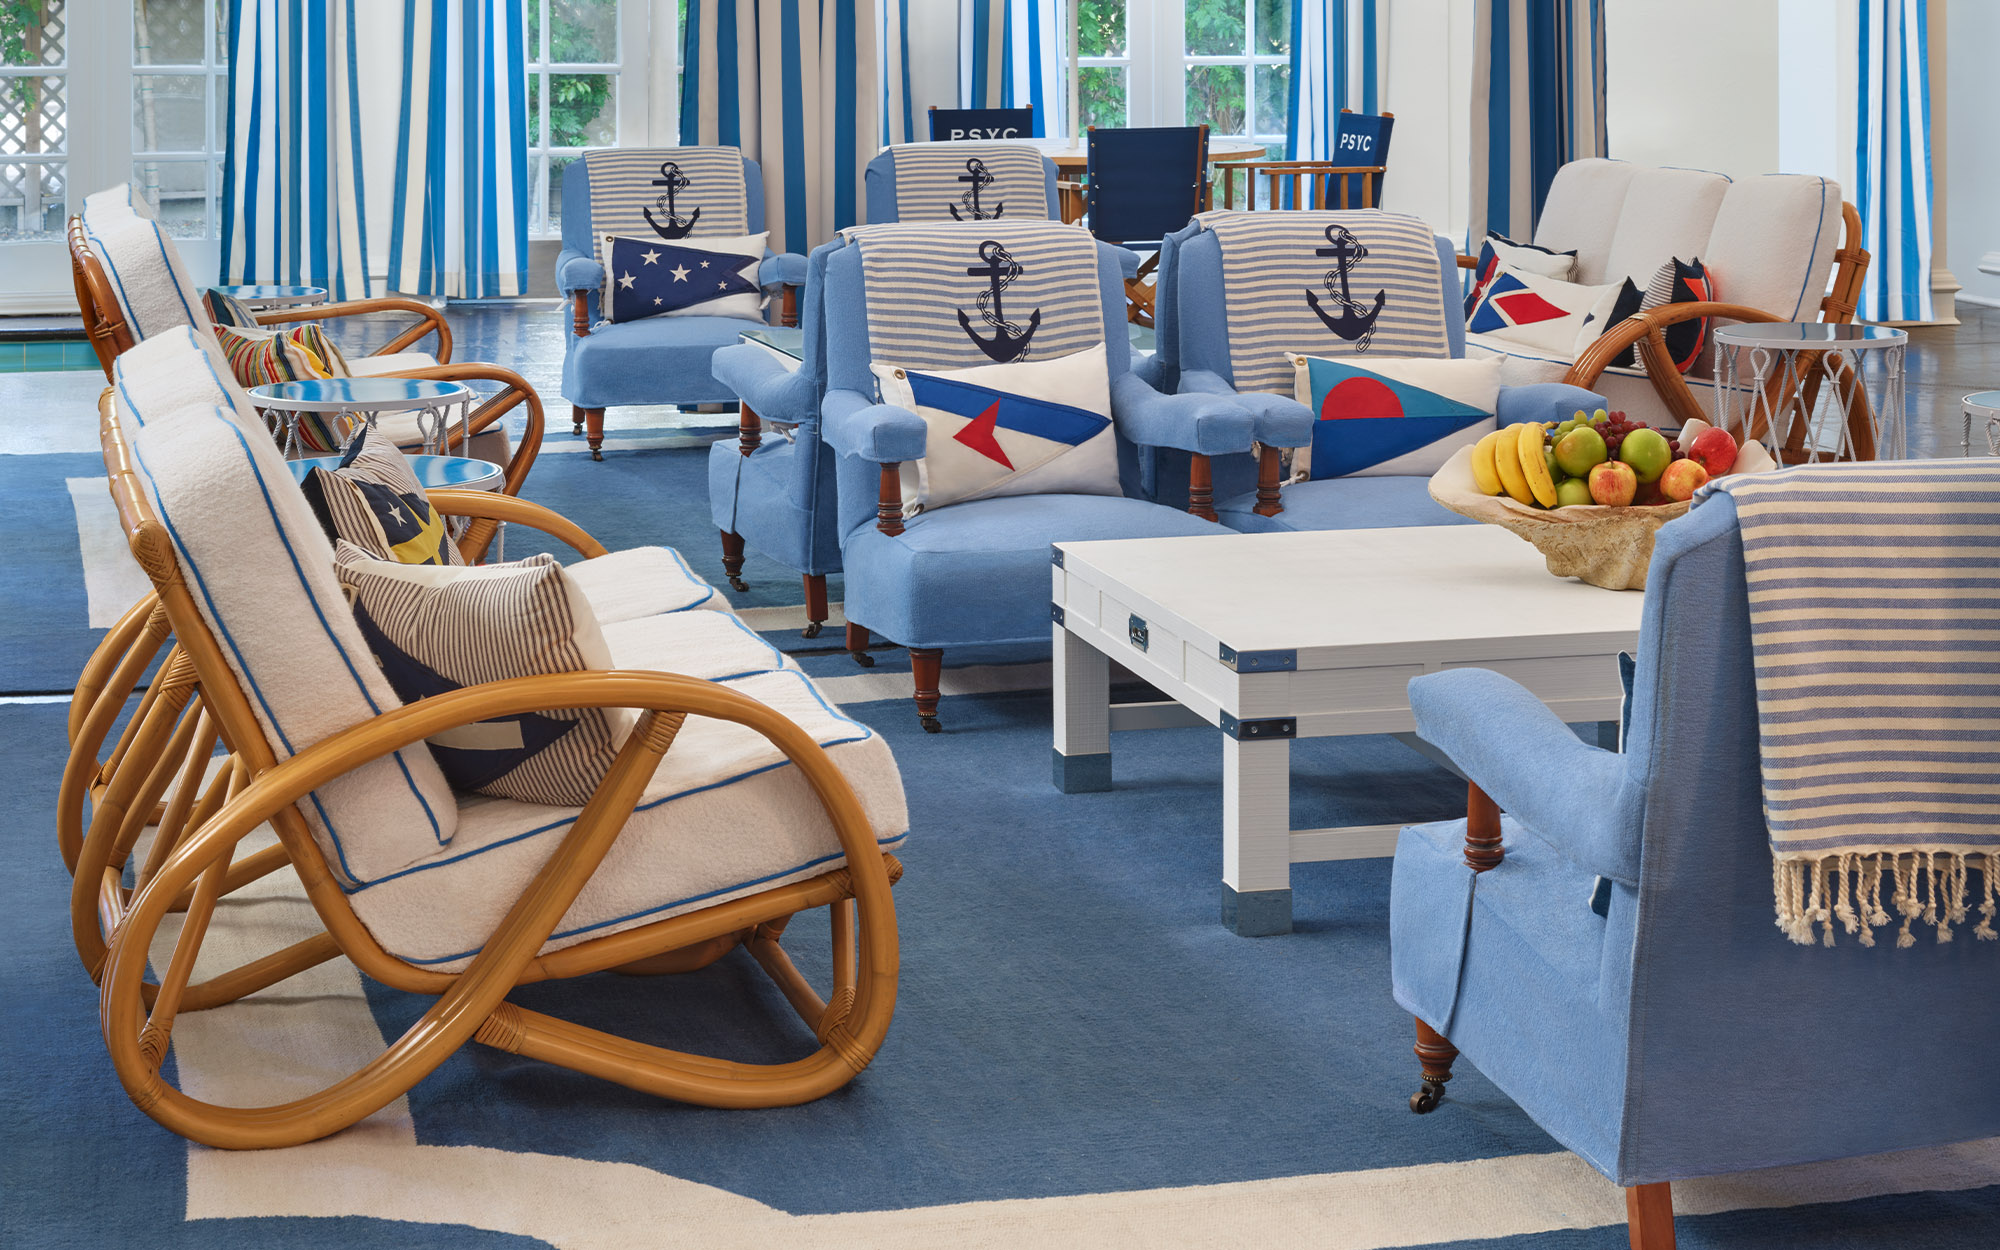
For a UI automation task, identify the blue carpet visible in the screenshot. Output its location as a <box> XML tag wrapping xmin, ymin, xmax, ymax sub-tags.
<box><xmin>0</xmin><ymin>453</ymin><xmax>111</xmax><ymax>694</ymax></box>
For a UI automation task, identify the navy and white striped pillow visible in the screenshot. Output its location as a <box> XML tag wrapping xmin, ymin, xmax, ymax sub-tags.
<box><xmin>302</xmin><ymin>429</ymin><xmax>466</xmax><ymax>567</ymax></box>
<box><xmin>333</xmin><ymin>544</ymin><xmax>633</xmax><ymax>806</ymax></box>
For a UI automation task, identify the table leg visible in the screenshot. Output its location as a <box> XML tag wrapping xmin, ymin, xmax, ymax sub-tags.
<box><xmin>1052</xmin><ymin>624</ymin><xmax>1112</xmax><ymax>793</ymax></box>
<box><xmin>1222</xmin><ymin>733</ymin><xmax>1293</xmax><ymax>936</ymax></box>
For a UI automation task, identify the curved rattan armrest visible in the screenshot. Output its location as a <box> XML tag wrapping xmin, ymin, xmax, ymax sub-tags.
<box><xmin>1456</xmin><ymin>254</ymin><xmax>1479</xmax><ymax>269</ymax></box>
<box><xmin>257</xmin><ymin>297</ymin><xmax>454</xmax><ymax>364</ymax></box>
<box><xmin>427</xmin><ymin>489</ymin><xmax>608</xmax><ymax>560</ymax></box>
<box><xmin>384</xmin><ymin>362</ymin><xmax>546</xmax><ymax>500</ymax></box>
<box><xmin>1567</xmin><ymin>301</ymin><xmax>1784</xmax><ymax>389</ymax></box>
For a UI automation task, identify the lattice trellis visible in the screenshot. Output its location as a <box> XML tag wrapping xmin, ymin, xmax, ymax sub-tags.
<box><xmin>0</xmin><ymin>159</ymin><xmax>65</xmax><ymax>238</ymax></box>
<box><xmin>0</xmin><ymin>76</ymin><xmax>64</xmax><ymax>155</ymax></box>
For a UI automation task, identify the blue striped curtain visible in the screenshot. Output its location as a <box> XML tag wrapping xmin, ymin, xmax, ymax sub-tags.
<box><xmin>881</xmin><ymin>0</ymin><xmax>915</xmax><ymax>144</ymax></box>
<box><xmin>1468</xmin><ymin>0</ymin><xmax>1606</xmax><ymax>242</ymax></box>
<box><xmin>1856</xmin><ymin>0</ymin><xmax>1933</xmax><ymax>322</ymax></box>
<box><xmin>387</xmin><ymin>0</ymin><xmax>529</xmax><ymax>299</ymax></box>
<box><xmin>218</xmin><ymin>0</ymin><xmax>369</xmax><ymax>300</ymax></box>
<box><xmin>681</xmin><ymin>0</ymin><xmax>881</xmax><ymax>255</ymax></box>
<box><xmin>1286</xmin><ymin>0</ymin><xmax>1379</xmax><ymax>161</ymax></box>
<box><xmin>959</xmin><ymin>0</ymin><xmax>1062</xmax><ymax>136</ymax></box>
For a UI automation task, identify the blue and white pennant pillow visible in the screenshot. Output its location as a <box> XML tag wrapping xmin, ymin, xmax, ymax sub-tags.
<box><xmin>1292</xmin><ymin>354</ymin><xmax>1501</xmax><ymax>478</ymax></box>
<box><xmin>871</xmin><ymin>343</ymin><xmax>1121</xmax><ymax>516</ymax></box>
<box><xmin>600</xmin><ymin>231</ymin><xmax>767</xmax><ymax>324</ymax></box>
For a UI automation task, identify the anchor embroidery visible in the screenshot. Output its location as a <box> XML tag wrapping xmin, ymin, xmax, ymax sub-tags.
<box><xmin>1305</xmin><ymin>224</ymin><xmax>1386</xmax><ymax>348</ymax></box>
<box><xmin>947</xmin><ymin>158</ymin><xmax>1005</xmax><ymax>221</ymax></box>
<box><xmin>644</xmin><ymin>161</ymin><xmax>702</xmax><ymax>239</ymax></box>
<box><xmin>957</xmin><ymin>240</ymin><xmax>1041</xmax><ymax>363</ymax></box>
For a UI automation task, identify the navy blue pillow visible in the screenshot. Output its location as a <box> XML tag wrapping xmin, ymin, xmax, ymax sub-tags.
<box><xmin>601</xmin><ymin>235</ymin><xmax>759</xmax><ymax>324</ymax></box>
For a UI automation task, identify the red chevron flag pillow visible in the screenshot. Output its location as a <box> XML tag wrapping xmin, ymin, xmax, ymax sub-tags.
<box><xmin>1292</xmin><ymin>354</ymin><xmax>1501</xmax><ymax>478</ymax></box>
<box><xmin>1466</xmin><ymin>268</ymin><xmax>1632</xmax><ymax>356</ymax></box>
<box><xmin>872</xmin><ymin>343</ymin><xmax>1119</xmax><ymax>516</ymax></box>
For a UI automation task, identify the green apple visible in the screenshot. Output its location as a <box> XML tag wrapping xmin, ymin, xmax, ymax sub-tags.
<box><xmin>1618</xmin><ymin>427</ymin><xmax>1673</xmax><ymax>484</ymax></box>
<box><xmin>1554</xmin><ymin>426</ymin><xmax>1608</xmax><ymax>478</ymax></box>
<box><xmin>1555</xmin><ymin>477</ymin><xmax>1595</xmax><ymax>507</ymax></box>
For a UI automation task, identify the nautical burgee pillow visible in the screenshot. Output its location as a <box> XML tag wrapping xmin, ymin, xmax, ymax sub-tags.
<box><xmin>871</xmin><ymin>342</ymin><xmax>1118</xmax><ymax>516</ymax></box>
<box><xmin>333</xmin><ymin>544</ymin><xmax>636</xmax><ymax>806</ymax></box>
<box><xmin>301</xmin><ymin>427</ymin><xmax>467</xmax><ymax>567</ymax></box>
<box><xmin>600</xmin><ymin>231</ymin><xmax>767</xmax><ymax>323</ymax></box>
<box><xmin>1291</xmin><ymin>354</ymin><xmax>1501</xmax><ymax>478</ymax></box>
<box><xmin>1464</xmin><ymin>231</ymin><xmax>1579</xmax><ymax>315</ymax></box>
<box><xmin>1466</xmin><ymin>267</ymin><xmax>1638</xmax><ymax>357</ymax></box>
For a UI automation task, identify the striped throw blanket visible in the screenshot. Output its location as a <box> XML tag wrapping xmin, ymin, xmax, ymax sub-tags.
<box><xmin>1193</xmin><ymin>210</ymin><xmax>1452</xmax><ymax>397</ymax></box>
<box><xmin>1704</xmin><ymin>460</ymin><xmax>2000</xmax><ymax>947</ymax></box>
<box><xmin>582</xmin><ymin>147</ymin><xmax>751</xmax><ymax>267</ymax></box>
<box><xmin>847</xmin><ymin>221</ymin><xmax>1102</xmax><ymax>373</ymax></box>
<box><xmin>888</xmin><ymin>144</ymin><xmax>1051</xmax><ymax>223</ymax></box>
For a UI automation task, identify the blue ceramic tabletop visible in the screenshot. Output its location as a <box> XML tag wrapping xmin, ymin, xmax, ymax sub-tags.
<box><xmin>1965</xmin><ymin>392</ymin><xmax>2000</xmax><ymax>414</ymax></box>
<box><xmin>249</xmin><ymin>377</ymin><xmax>473</xmax><ymax>409</ymax></box>
<box><xmin>1712</xmin><ymin>321</ymin><xmax>1908</xmax><ymax>348</ymax></box>
<box><xmin>209</xmin><ymin>284</ymin><xmax>327</xmax><ymax>300</ymax></box>
<box><xmin>288</xmin><ymin>454</ymin><xmax>504</xmax><ymax>490</ymax></box>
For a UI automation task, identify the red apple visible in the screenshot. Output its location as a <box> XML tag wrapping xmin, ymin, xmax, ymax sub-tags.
<box><xmin>1587</xmin><ymin>459</ymin><xmax>1638</xmax><ymax>507</ymax></box>
<box><xmin>1687</xmin><ymin>426</ymin><xmax>1739</xmax><ymax>476</ymax></box>
<box><xmin>1659</xmin><ymin>458</ymin><xmax>1710</xmax><ymax>502</ymax></box>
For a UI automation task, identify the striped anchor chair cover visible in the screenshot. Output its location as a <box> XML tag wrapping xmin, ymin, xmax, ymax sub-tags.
<box><xmin>864</xmin><ymin>144</ymin><xmax>1060</xmax><ymax>225</ymax></box>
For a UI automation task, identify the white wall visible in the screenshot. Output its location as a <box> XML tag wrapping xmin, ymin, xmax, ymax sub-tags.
<box><xmin>1945</xmin><ymin>0</ymin><xmax>2000</xmax><ymax>306</ymax></box>
<box><xmin>1605</xmin><ymin>0</ymin><xmax>1783</xmax><ymax>181</ymax></box>
<box><xmin>1375</xmin><ymin>0</ymin><xmax>1474</xmax><ymax>242</ymax></box>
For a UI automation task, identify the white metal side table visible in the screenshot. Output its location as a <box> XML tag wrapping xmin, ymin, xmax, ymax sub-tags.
<box><xmin>1712</xmin><ymin>322</ymin><xmax>1908</xmax><ymax>463</ymax></box>
<box><xmin>209</xmin><ymin>284</ymin><xmax>329</xmax><ymax>311</ymax></box>
<box><xmin>249</xmin><ymin>378</ymin><xmax>475</xmax><ymax>459</ymax></box>
<box><xmin>1964</xmin><ymin>391</ymin><xmax>2000</xmax><ymax>457</ymax></box>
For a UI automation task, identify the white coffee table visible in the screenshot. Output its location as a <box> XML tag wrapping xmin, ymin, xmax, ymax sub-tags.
<box><xmin>1051</xmin><ymin>526</ymin><xmax>1645</xmax><ymax>936</ymax></box>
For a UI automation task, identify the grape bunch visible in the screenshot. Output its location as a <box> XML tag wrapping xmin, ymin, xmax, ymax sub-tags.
<box><xmin>1593</xmin><ymin>410</ymin><xmax>1687</xmax><ymax>463</ymax></box>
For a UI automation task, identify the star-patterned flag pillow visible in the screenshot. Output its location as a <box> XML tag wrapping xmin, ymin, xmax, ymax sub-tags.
<box><xmin>600</xmin><ymin>231</ymin><xmax>768</xmax><ymax>324</ymax></box>
<box><xmin>871</xmin><ymin>343</ymin><xmax>1121</xmax><ymax>516</ymax></box>
<box><xmin>1291</xmin><ymin>354</ymin><xmax>1500</xmax><ymax>478</ymax></box>
<box><xmin>300</xmin><ymin>427</ymin><xmax>467</xmax><ymax>567</ymax></box>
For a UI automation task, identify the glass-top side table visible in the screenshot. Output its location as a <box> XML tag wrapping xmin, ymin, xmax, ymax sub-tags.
<box><xmin>1712</xmin><ymin>321</ymin><xmax>1908</xmax><ymax>464</ymax></box>
<box><xmin>248</xmin><ymin>377</ymin><xmax>475</xmax><ymax>459</ymax></box>
<box><xmin>210</xmin><ymin>284</ymin><xmax>329</xmax><ymax>311</ymax></box>
<box><xmin>1964</xmin><ymin>392</ymin><xmax>2000</xmax><ymax>457</ymax></box>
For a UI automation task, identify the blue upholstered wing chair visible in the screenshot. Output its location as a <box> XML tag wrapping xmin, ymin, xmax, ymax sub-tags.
<box><xmin>556</xmin><ymin>147</ymin><xmax>807</xmax><ymax>460</ymax></box>
<box><xmin>702</xmin><ymin>148</ymin><xmax>1064</xmax><ymax>636</ymax></box>
<box><xmin>1391</xmin><ymin>491</ymin><xmax>2000</xmax><ymax>1249</ymax></box>
<box><xmin>1151</xmin><ymin>213</ymin><xmax>1605</xmax><ymax>530</ymax></box>
<box><xmin>819</xmin><ymin>222</ymin><xmax>1257</xmax><ymax>731</ymax></box>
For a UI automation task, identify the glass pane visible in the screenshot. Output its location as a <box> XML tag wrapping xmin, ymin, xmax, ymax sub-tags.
<box><xmin>550</xmin><ymin>0</ymin><xmax>615</xmax><ymax>63</ymax></box>
<box><xmin>1</xmin><ymin>1</ymin><xmax>64</xmax><ymax>67</ymax></box>
<box><xmin>1186</xmin><ymin>0</ymin><xmax>1244</xmax><ymax>56</ymax></box>
<box><xmin>547</xmin><ymin>73</ymin><xmax>615</xmax><ymax>147</ymax></box>
<box><xmin>134</xmin><ymin>74</ymin><xmax>207</xmax><ymax>152</ymax></box>
<box><xmin>527</xmin><ymin>156</ymin><xmax>546</xmax><ymax>235</ymax></box>
<box><xmin>0</xmin><ymin>160</ymin><xmax>64</xmax><ymax>239</ymax></box>
<box><xmin>1077</xmin><ymin>65</ymin><xmax>1125</xmax><ymax>130</ymax></box>
<box><xmin>1254</xmin><ymin>0</ymin><xmax>1290</xmax><ymax>55</ymax></box>
<box><xmin>1185</xmin><ymin>64</ymin><xmax>1245</xmax><ymax>137</ymax></box>
<box><xmin>547</xmin><ymin>154</ymin><xmax>575</xmax><ymax>236</ymax></box>
<box><xmin>528</xmin><ymin>72</ymin><xmax>542</xmax><ymax>146</ymax></box>
<box><xmin>216</xmin><ymin>0</ymin><xmax>228</xmax><ymax>62</ymax></box>
<box><xmin>132</xmin><ymin>159</ymin><xmax>210</xmax><ymax>236</ymax></box>
<box><xmin>1</xmin><ymin>76</ymin><xmax>65</xmax><ymax>154</ymax></box>
<box><xmin>1254</xmin><ymin>62</ymin><xmax>1289</xmax><ymax>138</ymax></box>
<box><xmin>135</xmin><ymin>0</ymin><xmax>205</xmax><ymax>65</ymax></box>
<box><xmin>1077</xmin><ymin>0</ymin><xmax>1124</xmax><ymax>58</ymax></box>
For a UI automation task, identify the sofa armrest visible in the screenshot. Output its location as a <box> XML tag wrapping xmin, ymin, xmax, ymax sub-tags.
<box><xmin>1110</xmin><ymin>372</ymin><xmax>1256</xmax><ymax>456</ymax></box>
<box><xmin>823</xmin><ymin>388</ymin><xmax>926</xmax><ymax>463</ymax></box>
<box><xmin>1496</xmin><ymin>382</ymin><xmax>1607</xmax><ymax>428</ymax></box>
<box><xmin>557</xmin><ymin>248</ymin><xmax>604</xmax><ymax>297</ymax></box>
<box><xmin>1408</xmin><ymin>668</ymin><xmax>1644</xmax><ymax>884</ymax></box>
<box><xmin>712</xmin><ymin>342</ymin><xmax>815</xmax><ymax>425</ymax></box>
<box><xmin>1179</xmin><ymin>369</ymin><xmax>1314</xmax><ymax>449</ymax></box>
<box><xmin>759</xmin><ymin>251</ymin><xmax>809</xmax><ymax>289</ymax></box>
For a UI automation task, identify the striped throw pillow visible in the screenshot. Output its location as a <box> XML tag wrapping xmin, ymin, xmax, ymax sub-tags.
<box><xmin>333</xmin><ymin>543</ymin><xmax>633</xmax><ymax>805</ymax></box>
<box><xmin>203</xmin><ymin>288</ymin><xmax>262</xmax><ymax>328</ymax></box>
<box><xmin>301</xmin><ymin>427</ymin><xmax>466</xmax><ymax>567</ymax></box>
<box><xmin>216</xmin><ymin>322</ymin><xmax>355</xmax><ymax>452</ymax></box>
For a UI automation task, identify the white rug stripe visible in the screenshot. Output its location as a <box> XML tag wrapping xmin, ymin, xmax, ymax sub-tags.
<box><xmin>69</xmin><ymin>477</ymin><xmax>153</xmax><ymax>628</ymax></box>
<box><xmin>541</xmin><ymin>433</ymin><xmax>729</xmax><ymax>455</ymax></box>
<box><xmin>812</xmin><ymin>662</ymin><xmax>1053</xmax><ymax>707</ymax></box>
<box><xmin>736</xmin><ymin>602</ymin><xmax>850</xmax><ymax>633</ymax></box>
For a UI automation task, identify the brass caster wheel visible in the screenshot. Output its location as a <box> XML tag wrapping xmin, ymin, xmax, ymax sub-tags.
<box><xmin>919</xmin><ymin>715</ymin><xmax>942</xmax><ymax>734</ymax></box>
<box><xmin>728</xmin><ymin>577</ymin><xmax>748</xmax><ymax>593</ymax></box>
<box><xmin>572</xmin><ymin>422</ymin><xmax>583</xmax><ymax>436</ymax></box>
<box><xmin>851</xmin><ymin>651</ymin><xmax>875</xmax><ymax>668</ymax></box>
<box><xmin>590</xmin><ymin>449</ymin><xmax>604</xmax><ymax>462</ymax></box>
<box><xmin>802</xmin><ymin>622</ymin><xmax>823</xmax><ymax>640</ymax></box>
<box><xmin>1410</xmin><ymin>1081</ymin><xmax>1446</xmax><ymax>1114</ymax></box>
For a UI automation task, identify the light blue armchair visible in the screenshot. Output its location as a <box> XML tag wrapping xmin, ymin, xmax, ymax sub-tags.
<box><xmin>819</xmin><ymin>223</ymin><xmax>1253</xmax><ymax>731</ymax></box>
<box><xmin>556</xmin><ymin>148</ymin><xmax>807</xmax><ymax>460</ymax></box>
<box><xmin>1151</xmin><ymin>215</ymin><xmax>1605</xmax><ymax>528</ymax></box>
<box><xmin>701</xmin><ymin>149</ymin><xmax>1063</xmax><ymax>637</ymax></box>
<box><xmin>1391</xmin><ymin>492</ymin><xmax>2000</xmax><ymax>1248</ymax></box>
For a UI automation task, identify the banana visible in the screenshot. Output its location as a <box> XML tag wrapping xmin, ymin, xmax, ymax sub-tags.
<box><xmin>1470</xmin><ymin>429</ymin><xmax>1506</xmax><ymax>495</ymax></box>
<box><xmin>1493</xmin><ymin>421</ymin><xmax>1537</xmax><ymax>505</ymax></box>
<box><xmin>1518</xmin><ymin>421</ymin><xmax>1559</xmax><ymax>507</ymax></box>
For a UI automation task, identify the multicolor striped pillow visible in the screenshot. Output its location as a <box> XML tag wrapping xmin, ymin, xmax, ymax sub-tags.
<box><xmin>203</xmin><ymin>288</ymin><xmax>263</xmax><ymax>328</ymax></box>
<box><xmin>332</xmin><ymin>543</ymin><xmax>633</xmax><ymax>805</ymax></box>
<box><xmin>215</xmin><ymin>322</ymin><xmax>355</xmax><ymax>452</ymax></box>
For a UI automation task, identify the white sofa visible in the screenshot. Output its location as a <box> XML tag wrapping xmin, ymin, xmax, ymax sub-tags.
<box><xmin>1463</xmin><ymin>159</ymin><xmax>1853</xmax><ymax>430</ymax></box>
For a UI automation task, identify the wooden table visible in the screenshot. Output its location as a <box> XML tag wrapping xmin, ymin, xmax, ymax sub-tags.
<box><xmin>1051</xmin><ymin>526</ymin><xmax>1644</xmax><ymax>936</ymax></box>
<box><xmin>891</xmin><ymin>136</ymin><xmax>1270</xmax><ymax>223</ymax></box>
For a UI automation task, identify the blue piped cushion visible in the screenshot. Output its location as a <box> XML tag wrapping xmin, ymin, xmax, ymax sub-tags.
<box><xmin>600</xmin><ymin>232</ymin><xmax>765</xmax><ymax>324</ymax></box>
<box><xmin>1293</xmin><ymin>354</ymin><xmax>1500</xmax><ymax>479</ymax></box>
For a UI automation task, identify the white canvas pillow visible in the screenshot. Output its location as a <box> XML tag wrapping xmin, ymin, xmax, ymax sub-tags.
<box><xmin>1464</xmin><ymin>231</ymin><xmax>1578</xmax><ymax>312</ymax></box>
<box><xmin>1291</xmin><ymin>354</ymin><xmax>1501</xmax><ymax>478</ymax></box>
<box><xmin>1465</xmin><ymin>267</ymin><xmax>1630</xmax><ymax>357</ymax></box>
<box><xmin>600</xmin><ymin>230</ymin><xmax>768</xmax><ymax>322</ymax></box>
<box><xmin>872</xmin><ymin>343</ymin><xmax>1119</xmax><ymax>516</ymax></box>
<box><xmin>333</xmin><ymin>544</ymin><xmax>636</xmax><ymax>806</ymax></box>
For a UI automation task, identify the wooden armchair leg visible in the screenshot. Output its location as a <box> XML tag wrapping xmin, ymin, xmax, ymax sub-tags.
<box><xmin>846</xmin><ymin>622</ymin><xmax>875</xmax><ymax>668</ymax></box>
<box><xmin>583</xmin><ymin>408</ymin><xmax>605</xmax><ymax>461</ymax></box>
<box><xmin>718</xmin><ymin>531</ymin><xmax>749</xmax><ymax>593</ymax></box>
<box><xmin>1409</xmin><ymin>1018</ymin><xmax>1459</xmax><ymax>1114</ymax></box>
<box><xmin>571</xmin><ymin>404</ymin><xmax>585</xmax><ymax>437</ymax></box>
<box><xmin>1626</xmin><ymin>1182</ymin><xmax>1676</xmax><ymax>1249</ymax></box>
<box><xmin>910</xmin><ymin>648</ymin><xmax>943</xmax><ymax>734</ymax></box>
<box><xmin>1188</xmin><ymin>454</ymin><xmax>1217</xmax><ymax>521</ymax></box>
<box><xmin>801</xmin><ymin>574</ymin><xmax>828</xmax><ymax>640</ymax></box>
<box><xmin>1408</xmin><ymin>782</ymin><xmax>1506</xmax><ymax>1115</ymax></box>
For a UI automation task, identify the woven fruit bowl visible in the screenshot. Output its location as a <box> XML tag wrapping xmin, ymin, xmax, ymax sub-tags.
<box><xmin>1428</xmin><ymin>418</ymin><xmax>1775</xmax><ymax>590</ymax></box>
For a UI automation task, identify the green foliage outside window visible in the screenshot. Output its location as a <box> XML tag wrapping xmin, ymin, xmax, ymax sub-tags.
<box><xmin>528</xmin><ymin>0</ymin><xmax>614</xmax><ymax>148</ymax></box>
<box><xmin>0</xmin><ymin>1</ymin><xmax>48</xmax><ymax>116</ymax></box>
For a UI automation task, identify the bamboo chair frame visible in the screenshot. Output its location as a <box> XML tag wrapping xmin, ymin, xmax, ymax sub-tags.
<box><xmin>67</xmin><ymin>218</ymin><xmax>545</xmax><ymax>504</ymax></box>
<box><xmin>85</xmin><ymin>394</ymin><xmax>900</xmax><ymax>1147</ymax></box>
<box><xmin>1207</xmin><ymin>160</ymin><xmax>1385</xmax><ymax>213</ymax></box>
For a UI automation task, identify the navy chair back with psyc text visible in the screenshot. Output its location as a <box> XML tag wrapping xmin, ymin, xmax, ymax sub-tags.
<box><xmin>1331</xmin><ymin>109</ymin><xmax>1394</xmax><ymax>208</ymax></box>
<box><xmin>927</xmin><ymin>106</ymin><xmax>1037</xmax><ymax>141</ymax></box>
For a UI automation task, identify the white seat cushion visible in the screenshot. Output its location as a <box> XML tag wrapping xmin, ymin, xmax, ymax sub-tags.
<box><xmin>1531</xmin><ymin>159</ymin><xmax>1640</xmax><ymax>284</ymax></box>
<box><xmin>347</xmin><ymin>667</ymin><xmax>908</xmax><ymax>970</ymax></box>
<box><xmin>82</xmin><ymin>213</ymin><xmax>211</xmax><ymax>346</ymax></box>
<box><xmin>367</xmin><ymin>408</ymin><xmax>513</xmax><ymax>469</ymax></box>
<box><xmin>1462</xmin><ymin>333</ymin><xmax>1746</xmax><ymax>431</ymax></box>
<box><xmin>600</xmin><ymin>609</ymin><xmax>792</xmax><ymax>679</ymax></box>
<box><xmin>567</xmin><ymin>546</ymin><xmax>726</xmax><ymax>621</ymax></box>
<box><xmin>112</xmin><ymin>325</ymin><xmax>265</xmax><ymax>439</ymax></box>
<box><xmin>348</xmin><ymin>351</ymin><xmax>441</xmax><ymax>375</ymax></box>
<box><xmin>1705</xmin><ymin>175</ymin><xmax>1843</xmax><ymax>322</ymax></box>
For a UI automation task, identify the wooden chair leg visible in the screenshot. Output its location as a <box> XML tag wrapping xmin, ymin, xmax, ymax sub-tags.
<box><xmin>1254</xmin><ymin>445</ymin><xmax>1286</xmax><ymax>517</ymax></box>
<box><xmin>1626</xmin><ymin>1182</ymin><xmax>1676</xmax><ymax>1249</ymax></box>
<box><xmin>846</xmin><ymin>622</ymin><xmax>874</xmax><ymax>668</ymax></box>
<box><xmin>1188</xmin><ymin>454</ymin><xmax>1217</xmax><ymax>521</ymax></box>
<box><xmin>717</xmin><ymin>531</ymin><xmax>748</xmax><ymax>593</ymax></box>
<box><xmin>801</xmin><ymin>574</ymin><xmax>828</xmax><ymax>640</ymax></box>
<box><xmin>1409</xmin><ymin>1017</ymin><xmax>1459</xmax><ymax>1113</ymax></box>
<box><xmin>570</xmin><ymin>404</ymin><xmax>585</xmax><ymax>437</ymax></box>
<box><xmin>909</xmin><ymin>648</ymin><xmax>943</xmax><ymax>734</ymax></box>
<box><xmin>584</xmin><ymin>408</ymin><xmax>605</xmax><ymax>461</ymax></box>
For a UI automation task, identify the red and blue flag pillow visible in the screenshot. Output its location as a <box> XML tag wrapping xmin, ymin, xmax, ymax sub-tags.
<box><xmin>1463</xmin><ymin>231</ymin><xmax>1578</xmax><ymax>316</ymax></box>
<box><xmin>1292</xmin><ymin>354</ymin><xmax>1501</xmax><ymax>478</ymax></box>
<box><xmin>600</xmin><ymin>232</ymin><xmax>765</xmax><ymax>324</ymax></box>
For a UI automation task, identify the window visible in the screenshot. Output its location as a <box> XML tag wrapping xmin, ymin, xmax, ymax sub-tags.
<box><xmin>1073</xmin><ymin>1</ymin><xmax>1290</xmax><ymax>155</ymax></box>
<box><xmin>1076</xmin><ymin>1</ymin><xmax>1130</xmax><ymax>129</ymax></box>
<box><xmin>525</xmin><ymin>0</ymin><xmax>622</xmax><ymax>239</ymax></box>
<box><xmin>131</xmin><ymin>0</ymin><xmax>227</xmax><ymax>237</ymax></box>
<box><xmin>0</xmin><ymin>1</ymin><xmax>67</xmax><ymax>241</ymax></box>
